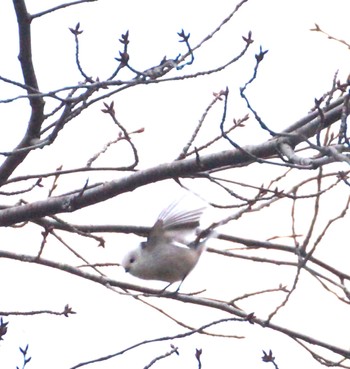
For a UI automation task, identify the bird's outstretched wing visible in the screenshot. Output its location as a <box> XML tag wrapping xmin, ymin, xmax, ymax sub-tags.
<box><xmin>147</xmin><ymin>197</ymin><xmax>206</xmax><ymax>248</ymax></box>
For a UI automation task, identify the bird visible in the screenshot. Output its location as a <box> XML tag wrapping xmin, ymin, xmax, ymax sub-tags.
<box><xmin>121</xmin><ymin>196</ymin><xmax>212</xmax><ymax>292</ymax></box>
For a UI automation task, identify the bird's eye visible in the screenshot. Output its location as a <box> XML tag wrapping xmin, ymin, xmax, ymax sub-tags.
<box><xmin>129</xmin><ymin>257</ymin><xmax>135</xmax><ymax>264</ymax></box>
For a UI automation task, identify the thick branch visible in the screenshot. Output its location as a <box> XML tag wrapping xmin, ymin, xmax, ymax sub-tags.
<box><xmin>0</xmin><ymin>96</ymin><xmax>346</xmax><ymax>226</ymax></box>
<box><xmin>0</xmin><ymin>1</ymin><xmax>45</xmax><ymax>184</ymax></box>
<box><xmin>0</xmin><ymin>141</ymin><xmax>275</xmax><ymax>226</ymax></box>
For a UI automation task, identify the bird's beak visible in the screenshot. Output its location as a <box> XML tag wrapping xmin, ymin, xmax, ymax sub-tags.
<box><xmin>124</xmin><ymin>267</ymin><xmax>130</xmax><ymax>273</ymax></box>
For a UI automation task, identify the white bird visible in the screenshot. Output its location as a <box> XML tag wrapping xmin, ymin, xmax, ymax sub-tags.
<box><xmin>122</xmin><ymin>197</ymin><xmax>212</xmax><ymax>291</ymax></box>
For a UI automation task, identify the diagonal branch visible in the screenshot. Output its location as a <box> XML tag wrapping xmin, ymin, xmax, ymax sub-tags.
<box><xmin>0</xmin><ymin>97</ymin><xmax>346</xmax><ymax>226</ymax></box>
<box><xmin>0</xmin><ymin>1</ymin><xmax>45</xmax><ymax>184</ymax></box>
<box><xmin>1</xmin><ymin>250</ymin><xmax>350</xmax><ymax>362</ymax></box>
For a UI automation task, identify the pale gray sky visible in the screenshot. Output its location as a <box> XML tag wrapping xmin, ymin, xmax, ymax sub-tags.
<box><xmin>0</xmin><ymin>1</ymin><xmax>350</xmax><ymax>368</ymax></box>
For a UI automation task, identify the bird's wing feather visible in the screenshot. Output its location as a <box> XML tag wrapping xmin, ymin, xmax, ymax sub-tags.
<box><xmin>146</xmin><ymin>197</ymin><xmax>206</xmax><ymax>248</ymax></box>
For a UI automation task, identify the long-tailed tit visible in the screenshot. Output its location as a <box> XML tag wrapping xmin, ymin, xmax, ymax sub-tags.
<box><xmin>122</xmin><ymin>197</ymin><xmax>212</xmax><ymax>291</ymax></box>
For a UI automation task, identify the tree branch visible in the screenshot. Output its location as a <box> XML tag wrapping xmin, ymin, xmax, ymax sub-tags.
<box><xmin>0</xmin><ymin>1</ymin><xmax>45</xmax><ymax>184</ymax></box>
<box><xmin>1</xmin><ymin>250</ymin><xmax>350</xmax><ymax>361</ymax></box>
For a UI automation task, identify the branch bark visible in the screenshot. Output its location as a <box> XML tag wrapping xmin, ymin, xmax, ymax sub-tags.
<box><xmin>0</xmin><ymin>96</ymin><xmax>346</xmax><ymax>226</ymax></box>
<box><xmin>1</xmin><ymin>249</ymin><xmax>349</xmax><ymax>360</ymax></box>
<box><xmin>0</xmin><ymin>1</ymin><xmax>45</xmax><ymax>183</ymax></box>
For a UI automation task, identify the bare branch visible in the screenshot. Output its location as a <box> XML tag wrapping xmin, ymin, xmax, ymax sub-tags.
<box><xmin>31</xmin><ymin>0</ymin><xmax>98</xmax><ymax>19</ymax></box>
<box><xmin>0</xmin><ymin>0</ymin><xmax>45</xmax><ymax>183</ymax></box>
<box><xmin>1</xmin><ymin>250</ymin><xmax>350</xmax><ymax>363</ymax></box>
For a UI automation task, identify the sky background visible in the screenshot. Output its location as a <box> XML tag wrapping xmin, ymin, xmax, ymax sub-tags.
<box><xmin>0</xmin><ymin>0</ymin><xmax>350</xmax><ymax>368</ymax></box>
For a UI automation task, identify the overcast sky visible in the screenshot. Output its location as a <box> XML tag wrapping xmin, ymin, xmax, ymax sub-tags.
<box><xmin>1</xmin><ymin>1</ymin><xmax>350</xmax><ymax>368</ymax></box>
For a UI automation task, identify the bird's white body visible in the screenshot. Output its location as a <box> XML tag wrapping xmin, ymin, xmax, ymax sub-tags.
<box><xmin>122</xmin><ymin>197</ymin><xmax>210</xmax><ymax>284</ymax></box>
